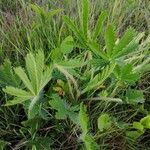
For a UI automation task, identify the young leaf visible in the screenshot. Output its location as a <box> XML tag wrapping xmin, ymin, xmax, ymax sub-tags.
<box><xmin>98</xmin><ymin>113</ymin><xmax>111</xmax><ymax>132</ymax></box>
<box><xmin>112</xmin><ymin>28</ymin><xmax>137</xmax><ymax>58</ymax></box>
<box><xmin>82</xmin><ymin>63</ymin><xmax>116</xmax><ymax>94</ymax></box>
<box><xmin>132</xmin><ymin>122</ymin><xmax>144</xmax><ymax>132</ymax></box>
<box><xmin>60</xmin><ymin>36</ymin><xmax>74</xmax><ymax>54</ymax></box>
<box><xmin>140</xmin><ymin>115</ymin><xmax>150</xmax><ymax>129</ymax></box>
<box><xmin>126</xmin><ymin>131</ymin><xmax>142</xmax><ymax>141</ymax></box>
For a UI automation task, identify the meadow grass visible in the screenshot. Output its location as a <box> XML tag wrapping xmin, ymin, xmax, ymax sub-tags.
<box><xmin>0</xmin><ymin>0</ymin><xmax>150</xmax><ymax>149</ymax></box>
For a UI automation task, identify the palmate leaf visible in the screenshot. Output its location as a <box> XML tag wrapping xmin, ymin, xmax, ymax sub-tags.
<box><xmin>82</xmin><ymin>63</ymin><xmax>116</xmax><ymax>94</ymax></box>
<box><xmin>3</xmin><ymin>51</ymin><xmax>53</xmax><ymax>119</ymax></box>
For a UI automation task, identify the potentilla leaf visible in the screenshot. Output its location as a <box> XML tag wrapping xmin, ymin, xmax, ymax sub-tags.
<box><xmin>79</xmin><ymin>103</ymin><xmax>89</xmax><ymax>135</ymax></box>
<box><xmin>60</xmin><ymin>36</ymin><xmax>74</xmax><ymax>54</ymax></box>
<box><xmin>126</xmin><ymin>89</ymin><xmax>144</xmax><ymax>104</ymax></box>
<box><xmin>98</xmin><ymin>113</ymin><xmax>111</xmax><ymax>132</ymax></box>
<box><xmin>105</xmin><ymin>25</ymin><xmax>116</xmax><ymax>58</ymax></box>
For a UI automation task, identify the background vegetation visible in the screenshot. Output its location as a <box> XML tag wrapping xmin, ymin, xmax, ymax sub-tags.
<box><xmin>0</xmin><ymin>0</ymin><xmax>150</xmax><ymax>149</ymax></box>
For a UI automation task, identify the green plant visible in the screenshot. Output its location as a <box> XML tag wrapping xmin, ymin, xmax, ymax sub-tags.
<box><xmin>1</xmin><ymin>0</ymin><xmax>150</xmax><ymax>149</ymax></box>
<box><xmin>3</xmin><ymin>51</ymin><xmax>53</xmax><ymax>119</ymax></box>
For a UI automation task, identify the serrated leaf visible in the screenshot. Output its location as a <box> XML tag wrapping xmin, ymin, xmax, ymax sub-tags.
<box><xmin>93</xmin><ymin>11</ymin><xmax>107</xmax><ymax>40</ymax></box>
<box><xmin>113</xmin><ymin>32</ymin><xmax>144</xmax><ymax>58</ymax></box>
<box><xmin>49</xmin><ymin>94</ymin><xmax>68</xmax><ymax>119</ymax></box>
<box><xmin>26</xmin><ymin>52</ymin><xmax>39</xmax><ymax>94</ymax></box>
<box><xmin>83</xmin><ymin>135</ymin><xmax>99</xmax><ymax>150</ymax></box>
<box><xmin>82</xmin><ymin>63</ymin><xmax>116</xmax><ymax>94</ymax></box>
<box><xmin>126</xmin><ymin>90</ymin><xmax>144</xmax><ymax>104</ymax></box>
<box><xmin>0</xmin><ymin>59</ymin><xmax>20</xmax><ymax>87</ymax></box>
<box><xmin>112</xmin><ymin>28</ymin><xmax>137</xmax><ymax>58</ymax></box>
<box><xmin>3</xmin><ymin>86</ymin><xmax>32</xmax><ymax>98</ymax></box>
<box><xmin>58</xmin><ymin>59</ymin><xmax>81</xmax><ymax>68</ymax></box>
<box><xmin>98</xmin><ymin>113</ymin><xmax>111</xmax><ymax>132</ymax></box>
<box><xmin>36</xmin><ymin>50</ymin><xmax>45</xmax><ymax>90</ymax></box>
<box><xmin>88</xmin><ymin>41</ymin><xmax>109</xmax><ymax>61</ymax></box>
<box><xmin>115</xmin><ymin>64</ymin><xmax>139</xmax><ymax>84</ymax></box>
<box><xmin>79</xmin><ymin>103</ymin><xmax>89</xmax><ymax>135</ymax></box>
<box><xmin>5</xmin><ymin>97</ymin><xmax>30</xmax><ymax>106</ymax></box>
<box><xmin>105</xmin><ymin>25</ymin><xmax>116</xmax><ymax>57</ymax></box>
<box><xmin>14</xmin><ymin>67</ymin><xmax>34</xmax><ymax>95</ymax></box>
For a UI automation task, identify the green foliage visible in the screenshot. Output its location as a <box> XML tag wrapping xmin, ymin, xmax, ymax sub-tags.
<box><xmin>114</xmin><ymin>64</ymin><xmax>139</xmax><ymax>84</ymax></box>
<box><xmin>79</xmin><ymin>103</ymin><xmax>98</xmax><ymax>150</ymax></box>
<box><xmin>0</xmin><ymin>140</ymin><xmax>7</xmax><ymax>150</ymax></box>
<box><xmin>3</xmin><ymin>51</ymin><xmax>53</xmax><ymax>119</ymax></box>
<box><xmin>0</xmin><ymin>59</ymin><xmax>20</xmax><ymax>87</ymax></box>
<box><xmin>82</xmin><ymin>63</ymin><xmax>116</xmax><ymax>94</ymax></box>
<box><xmin>126</xmin><ymin>90</ymin><xmax>144</xmax><ymax>104</ymax></box>
<box><xmin>49</xmin><ymin>94</ymin><xmax>79</xmax><ymax>123</ymax></box>
<box><xmin>97</xmin><ymin>113</ymin><xmax>111</xmax><ymax>132</ymax></box>
<box><xmin>1</xmin><ymin>0</ymin><xmax>150</xmax><ymax>149</ymax></box>
<box><xmin>79</xmin><ymin>103</ymin><xmax>89</xmax><ymax>135</ymax></box>
<box><xmin>60</xmin><ymin>36</ymin><xmax>74</xmax><ymax>54</ymax></box>
<box><xmin>140</xmin><ymin>115</ymin><xmax>150</xmax><ymax>129</ymax></box>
